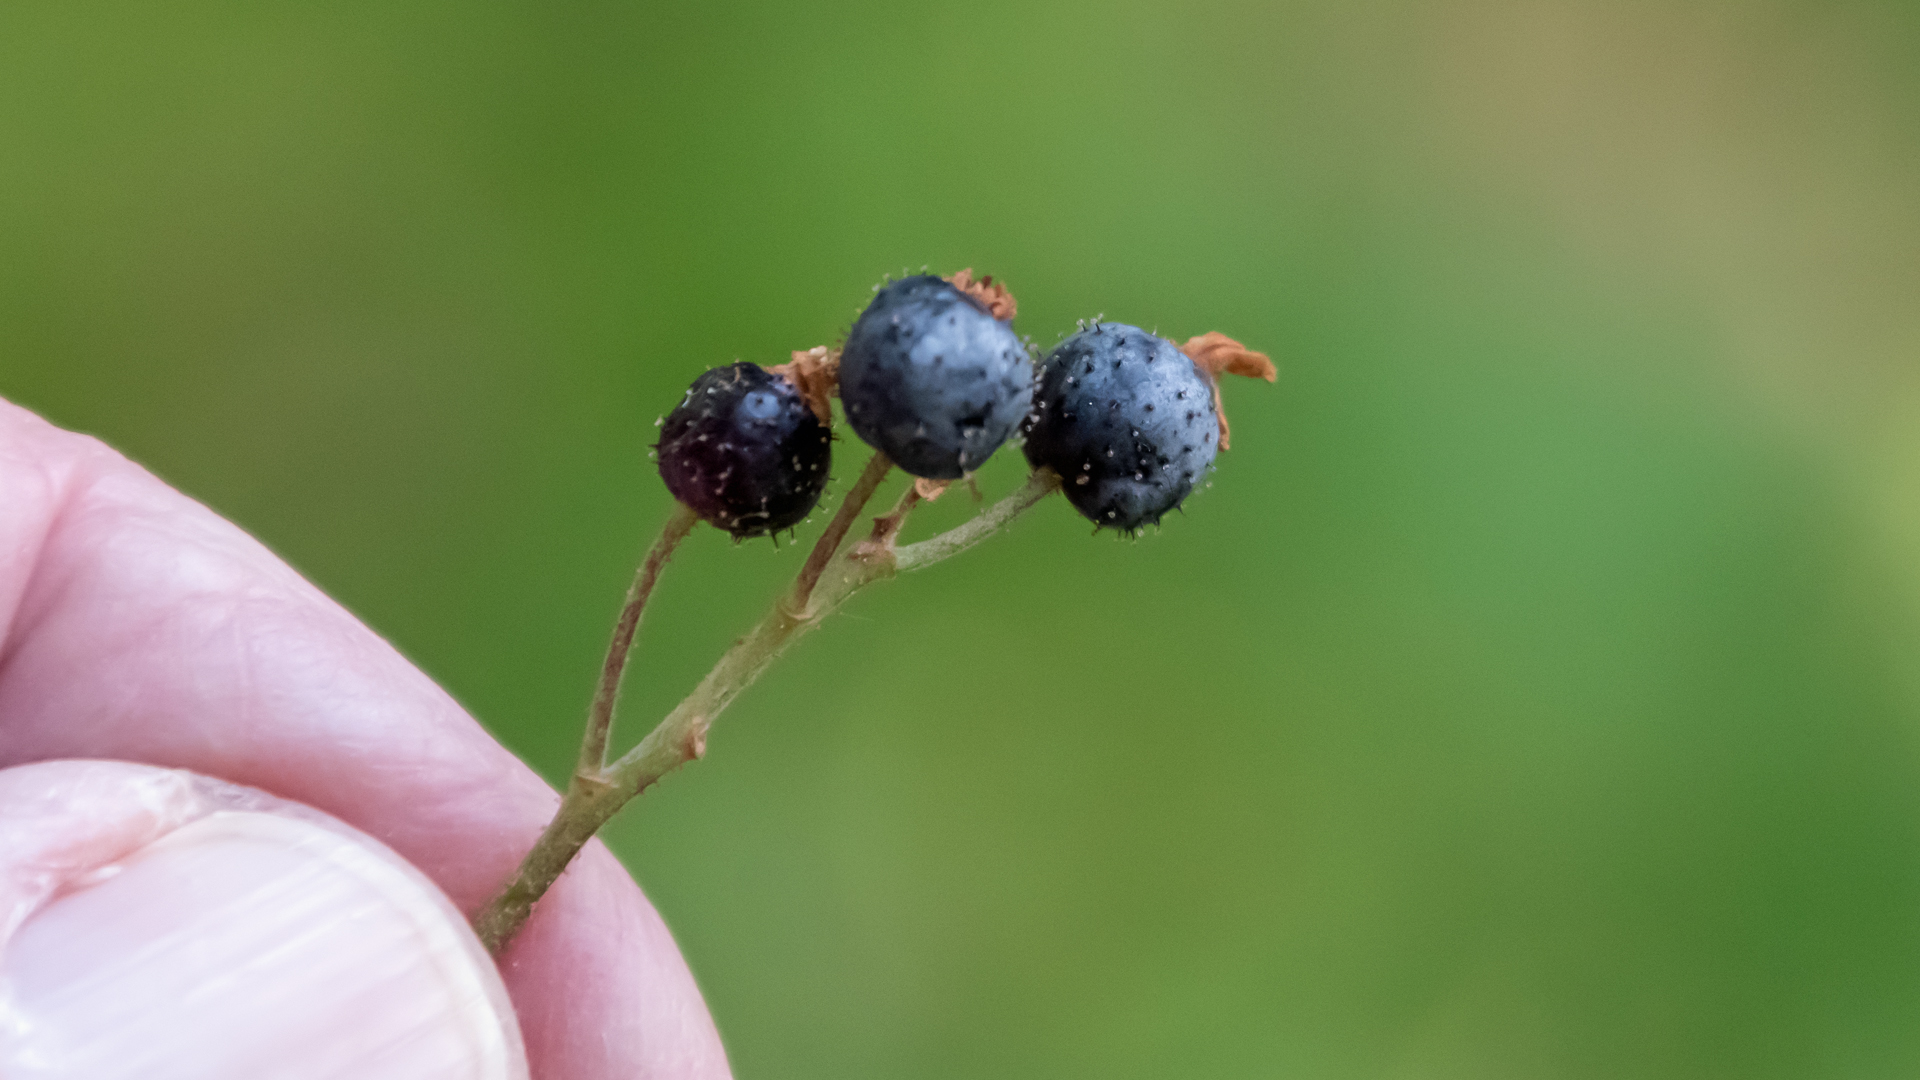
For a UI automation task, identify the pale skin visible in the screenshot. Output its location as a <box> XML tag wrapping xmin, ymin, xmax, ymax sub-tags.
<box><xmin>0</xmin><ymin>398</ymin><xmax>730</xmax><ymax>1079</ymax></box>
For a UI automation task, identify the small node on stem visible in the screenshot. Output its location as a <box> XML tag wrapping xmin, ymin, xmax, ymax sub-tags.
<box><xmin>856</xmin><ymin>482</ymin><xmax>924</xmax><ymax>558</ymax></box>
<box><xmin>682</xmin><ymin>718</ymin><xmax>710</xmax><ymax>761</ymax></box>
<box><xmin>572</xmin><ymin>770</ymin><xmax>616</xmax><ymax>797</ymax></box>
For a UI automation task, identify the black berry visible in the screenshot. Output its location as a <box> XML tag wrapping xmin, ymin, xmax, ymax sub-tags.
<box><xmin>839</xmin><ymin>273</ymin><xmax>1033</xmax><ymax>479</ymax></box>
<box><xmin>657</xmin><ymin>363</ymin><xmax>833</xmax><ymax>538</ymax></box>
<box><xmin>1024</xmin><ymin>323</ymin><xmax>1276</xmax><ymax>533</ymax></box>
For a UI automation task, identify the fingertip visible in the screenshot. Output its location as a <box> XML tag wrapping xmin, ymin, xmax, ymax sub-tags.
<box><xmin>0</xmin><ymin>760</ymin><xmax>528</xmax><ymax>1080</ymax></box>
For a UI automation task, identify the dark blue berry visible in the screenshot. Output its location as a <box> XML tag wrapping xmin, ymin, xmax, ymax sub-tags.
<box><xmin>1022</xmin><ymin>324</ymin><xmax>1219</xmax><ymax>531</ymax></box>
<box><xmin>657</xmin><ymin>363</ymin><xmax>832</xmax><ymax>538</ymax></box>
<box><xmin>839</xmin><ymin>275</ymin><xmax>1033</xmax><ymax>479</ymax></box>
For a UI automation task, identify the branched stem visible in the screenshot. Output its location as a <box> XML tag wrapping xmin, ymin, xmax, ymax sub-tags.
<box><xmin>474</xmin><ymin>459</ymin><xmax>1060</xmax><ymax>955</ymax></box>
<box><xmin>858</xmin><ymin>481</ymin><xmax>924</xmax><ymax>554</ymax></box>
<box><xmin>794</xmin><ymin>452</ymin><xmax>892</xmax><ymax>608</ymax></box>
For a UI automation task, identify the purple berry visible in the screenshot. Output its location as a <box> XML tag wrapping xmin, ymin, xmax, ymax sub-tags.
<box><xmin>839</xmin><ymin>273</ymin><xmax>1033</xmax><ymax>479</ymax></box>
<box><xmin>657</xmin><ymin>363</ymin><xmax>832</xmax><ymax>538</ymax></box>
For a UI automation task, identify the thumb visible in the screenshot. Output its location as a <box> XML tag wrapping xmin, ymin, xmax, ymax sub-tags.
<box><xmin>0</xmin><ymin>760</ymin><xmax>526</xmax><ymax>1080</ymax></box>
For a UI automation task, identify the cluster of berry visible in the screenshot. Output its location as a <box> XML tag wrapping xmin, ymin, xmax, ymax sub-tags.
<box><xmin>478</xmin><ymin>270</ymin><xmax>1276</xmax><ymax>952</ymax></box>
<box><xmin>656</xmin><ymin>270</ymin><xmax>1276</xmax><ymax>536</ymax></box>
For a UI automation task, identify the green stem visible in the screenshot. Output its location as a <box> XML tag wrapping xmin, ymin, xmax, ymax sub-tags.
<box><xmin>604</xmin><ymin>523</ymin><xmax>890</xmax><ymax>787</ymax></box>
<box><xmin>894</xmin><ymin>468</ymin><xmax>1060</xmax><ymax>571</ymax></box>
<box><xmin>473</xmin><ymin>771</ymin><xmax>624</xmax><ymax>953</ymax></box>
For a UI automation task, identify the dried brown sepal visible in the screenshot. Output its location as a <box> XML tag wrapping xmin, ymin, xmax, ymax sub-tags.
<box><xmin>913</xmin><ymin>477</ymin><xmax>951</xmax><ymax>501</ymax></box>
<box><xmin>946</xmin><ymin>268</ymin><xmax>1017</xmax><ymax>321</ymax></box>
<box><xmin>1179</xmin><ymin>332</ymin><xmax>1276</xmax><ymax>452</ymax></box>
<box><xmin>769</xmin><ymin>346</ymin><xmax>840</xmax><ymax>424</ymax></box>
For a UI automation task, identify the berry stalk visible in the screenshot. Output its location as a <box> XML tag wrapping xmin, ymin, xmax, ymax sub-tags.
<box><xmin>892</xmin><ymin>468</ymin><xmax>1060</xmax><ymax>571</ymax></box>
<box><xmin>578</xmin><ymin>502</ymin><xmax>699</xmax><ymax>775</ymax></box>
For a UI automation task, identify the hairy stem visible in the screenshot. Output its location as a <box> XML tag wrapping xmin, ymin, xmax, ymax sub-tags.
<box><xmin>473</xmin><ymin>772</ymin><xmax>625</xmax><ymax>953</ymax></box>
<box><xmin>578</xmin><ymin>503</ymin><xmax>698</xmax><ymax>776</ymax></box>
<box><xmin>475</xmin><ymin>461</ymin><xmax>1058</xmax><ymax>955</ymax></box>
<box><xmin>894</xmin><ymin>468</ymin><xmax>1060</xmax><ymax>571</ymax></box>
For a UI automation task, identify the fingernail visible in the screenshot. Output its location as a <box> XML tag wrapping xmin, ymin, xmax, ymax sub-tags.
<box><xmin>0</xmin><ymin>809</ymin><xmax>526</xmax><ymax>1080</ymax></box>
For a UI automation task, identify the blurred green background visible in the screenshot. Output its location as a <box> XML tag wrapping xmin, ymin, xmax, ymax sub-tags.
<box><xmin>7</xmin><ymin>0</ymin><xmax>1920</xmax><ymax>1075</ymax></box>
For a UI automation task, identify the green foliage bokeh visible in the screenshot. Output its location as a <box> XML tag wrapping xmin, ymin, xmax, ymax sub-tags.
<box><xmin>7</xmin><ymin>1</ymin><xmax>1920</xmax><ymax>1076</ymax></box>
